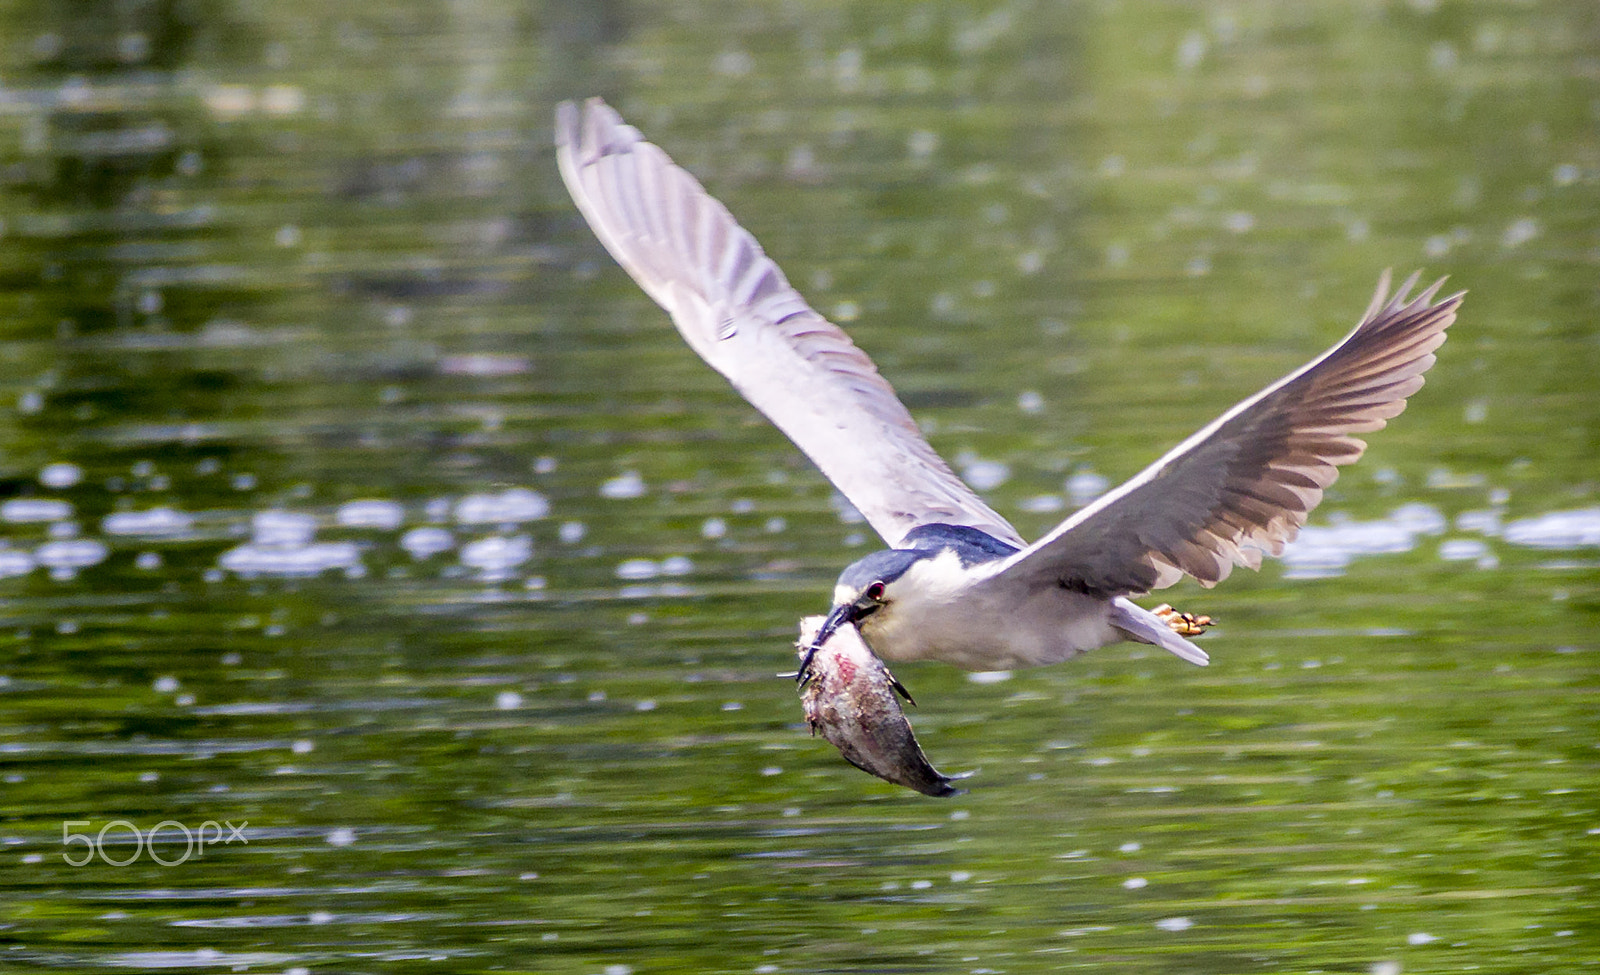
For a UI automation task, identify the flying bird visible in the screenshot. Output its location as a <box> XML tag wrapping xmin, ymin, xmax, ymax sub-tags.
<box><xmin>555</xmin><ymin>96</ymin><xmax>1462</xmax><ymax>692</ymax></box>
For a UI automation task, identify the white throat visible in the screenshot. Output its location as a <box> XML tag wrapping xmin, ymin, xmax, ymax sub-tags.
<box><xmin>857</xmin><ymin>549</ymin><xmax>987</xmax><ymax>660</ymax></box>
<box><xmin>847</xmin><ymin>546</ymin><xmax>1124</xmax><ymax>669</ymax></box>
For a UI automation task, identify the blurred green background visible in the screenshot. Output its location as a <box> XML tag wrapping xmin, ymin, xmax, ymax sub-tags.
<box><xmin>0</xmin><ymin>1</ymin><xmax>1596</xmax><ymax>973</ymax></box>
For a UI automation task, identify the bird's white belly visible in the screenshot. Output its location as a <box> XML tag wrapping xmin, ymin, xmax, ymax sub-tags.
<box><xmin>862</xmin><ymin>581</ymin><xmax>1121</xmax><ymax>671</ymax></box>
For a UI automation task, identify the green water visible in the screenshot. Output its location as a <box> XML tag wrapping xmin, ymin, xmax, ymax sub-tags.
<box><xmin>1</xmin><ymin>1</ymin><xmax>1596</xmax><ymax>973</ymax></box>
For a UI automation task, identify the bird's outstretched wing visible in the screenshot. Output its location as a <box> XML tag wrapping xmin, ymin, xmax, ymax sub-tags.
<box><xmin>556</xmin><ymin>98</ymin><xmax>1022</xmax><ymax>548</ymax></box>
<box><xmin>984</xmin><ymin>271</ymin><xmax>1464</xmax><ymax>595</ymax></box>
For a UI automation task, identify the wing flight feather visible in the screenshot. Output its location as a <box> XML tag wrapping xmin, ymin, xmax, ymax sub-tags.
<box><xmin>986</xmin><ymin>271</ymin><xmax>1464</xmax><ymax>595</ymax></box>
<box><xmin>557</xmin><ymin>98</ymin><xmax>1022</xmax><ymax>548</ymax></box>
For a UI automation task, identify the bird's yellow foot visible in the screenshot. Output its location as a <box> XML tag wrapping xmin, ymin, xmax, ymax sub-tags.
<box><xmin>1152</xmin><ymin>603</ymin><xmax>1215</xmax><ymax>637</ymax></box>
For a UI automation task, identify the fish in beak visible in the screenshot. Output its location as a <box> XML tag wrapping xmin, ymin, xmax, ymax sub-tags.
<box><xmin>793</xmin><ymin>615</ymin><xmax>968</xmax><ymax>798</ymax></box>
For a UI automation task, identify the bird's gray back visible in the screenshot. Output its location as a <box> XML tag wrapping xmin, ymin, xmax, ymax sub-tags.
<box><xmin>899</xmin><ymin>524</ymin><xmax>1020</xmax><ymax>566</ymax></box>
<box><xmin>836</xmin><ymin>524</ymin><xmax>1020</xmax><ymax>600</ymax></box>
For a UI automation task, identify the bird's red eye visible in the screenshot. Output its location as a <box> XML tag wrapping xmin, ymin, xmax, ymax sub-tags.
<box><xmin>865</xmin><ymin>581</ymin><xmax>886</xmax><ymax>601</ymax></box>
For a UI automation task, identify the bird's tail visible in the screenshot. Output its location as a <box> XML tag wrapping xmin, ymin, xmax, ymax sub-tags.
<box><xmin>1109</xmin><ymin>597</ymin><xmax>1210</xmax><ymax>666</ymax></box>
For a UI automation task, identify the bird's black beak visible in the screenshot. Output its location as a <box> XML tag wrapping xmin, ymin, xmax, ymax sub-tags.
<box><xmin>794</xmin><ymin>601</ymin><xmax>861</xmax><ymax>687</ymax></box>
<box><xmin>796</xmin><ymin>597</ymin><xmax>881</xmax><ymax>686</ymax></box>
<box><xmin>812</xmin><ymin>601</ymin><xmax>859</xmax><ymax>649</ymax></box>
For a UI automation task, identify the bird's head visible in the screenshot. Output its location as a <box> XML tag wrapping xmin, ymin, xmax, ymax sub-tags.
<box><xmin>813</xmin><ymin>548</ymin><xmax>926</xmax><ymax>648</ymax></box>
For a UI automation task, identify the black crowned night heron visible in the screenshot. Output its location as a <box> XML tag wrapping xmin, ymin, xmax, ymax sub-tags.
<box><xmin>556</xmin><ymin>97</ymin><xmax>1463</xmax><ymax>682</ymax></box>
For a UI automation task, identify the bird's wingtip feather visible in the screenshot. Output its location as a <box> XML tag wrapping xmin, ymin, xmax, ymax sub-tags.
<box><xmin>555</xmin><ymin>99</ymin><xmax>578</xmax><ymax>138</ymax></box>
